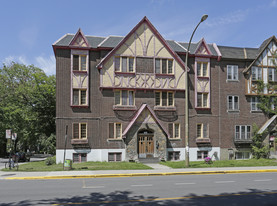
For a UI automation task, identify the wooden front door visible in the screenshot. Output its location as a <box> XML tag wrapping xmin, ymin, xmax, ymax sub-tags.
<box><xmin>138</xmin><ymin>135</ymin><xmax>154</xmax><ymax>158</ymax></box>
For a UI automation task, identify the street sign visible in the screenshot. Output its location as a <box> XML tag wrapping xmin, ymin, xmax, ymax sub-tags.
<box><xmin>6</xmin><ymin>130</ymin><xmax>12</xmax><ymax>139</ymax></box>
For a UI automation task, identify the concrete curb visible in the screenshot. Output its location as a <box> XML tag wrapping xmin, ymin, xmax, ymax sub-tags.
<box><xmin>5</xmin><ymin>169</ymin><xmax>277</xmax><ymax>180</ymax></box>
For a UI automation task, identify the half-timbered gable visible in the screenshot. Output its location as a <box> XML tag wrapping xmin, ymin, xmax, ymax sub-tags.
<box><xmin>244</xmin><ymin>36</ymin><xmax>277</xmax><ymax>95</ymax></box>
<box><xmin>97</xmin><ymin>16</ymin><xmax>187</xmax><ymax>91</ymax></box>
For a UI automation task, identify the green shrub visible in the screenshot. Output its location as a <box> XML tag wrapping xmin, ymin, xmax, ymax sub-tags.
<box><xmin>45</xmin><ymin>156</ymin><xmax>56</xmax><ymax>166</ymax></box>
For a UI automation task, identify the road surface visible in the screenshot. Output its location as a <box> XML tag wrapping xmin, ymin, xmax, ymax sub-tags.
<box><xmin>1</xmin><ymin>172</ymin><xmax>277</xmax><ymax>205</ymax></box>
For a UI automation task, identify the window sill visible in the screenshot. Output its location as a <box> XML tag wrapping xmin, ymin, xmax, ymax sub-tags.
<box><xmin>115</xmin><ymin>71</ymin><xmax>135</xmax><ymax>76</ymax></box>
<box><xmin>227</xmin><ymin>110</ymin><xmax>240</xmax><ymax>113</ymax></box>
<box><xmin>168</xmin><ymin>138</ymin><xmax>181</xmax><ymax>141</ymax></box>
<box><xmin>71</xmin><ymin>139</ymin><xmax>88</xmax><ymax>145</ymax></box>
<box><xmin>196</xmin><ymin>137</ymin><xmax>211</xmax><ymax>143</ymax></box>
<box><xmin>226</xmin><ymin>79</ymin><xmax>239</xmax><ymax>82</ymax></box>
<box><xmin>71</xmin><ymin>105</ymin><xmax>89</xmax><ymax>108</ymax></box>
<box><xmin>197</xmin><ymin>76</ymin><xmax>209</xmax><ymax>80</ymax></box>
<box><xmin>251</xmin><ymin>110</ymin><xmax>262</xmax><ymax>113</ymax></box>
<box><xmin>154</xmin><ymin>106</ymin><xmax>176</xmax><ymax>111</ymax></box>
<box><xmin>108</xmin><ymin>138</ymin><xmax>123</xmax><ymax>141</ymax></box>
<box><xmin>113</xmin><ymin>105</ymin><xmax>137</xmax><ymax>111</ymax></box>
<box><xmin>72</xmin><ymin>70</ymin><xmax>88</xmax><ymax>74</ymax></box>
<box><xmin>155</xmin><ymin>73</ymin><xmax>174</xmax><ymax>78</ymax></box>
<box><xmin>195</xmin><ymin>107</ymin><xmax>210</xmax><ymax>110</ymax></box>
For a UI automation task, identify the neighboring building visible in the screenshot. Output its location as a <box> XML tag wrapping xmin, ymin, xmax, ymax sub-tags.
<box><xmin>53</xmin><ymin>16</ymin><xmax>277</xmax><ymax>163</ymax></box>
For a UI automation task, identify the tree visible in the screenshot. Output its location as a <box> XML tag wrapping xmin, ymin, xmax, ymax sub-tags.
<box><xmin>0</xmin><ymin>62</ymin><xmax>56</xmax><ymax>156</ymax></box>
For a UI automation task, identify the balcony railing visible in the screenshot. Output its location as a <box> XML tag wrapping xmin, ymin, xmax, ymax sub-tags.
<box><xmin>234</xmin><ymin>135</ymin><xmax>252</xmax><ymax>144</ymax></box>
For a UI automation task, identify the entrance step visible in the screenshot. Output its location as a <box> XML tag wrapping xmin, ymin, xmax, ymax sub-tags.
<box><xmin>139</xmin><ymin>157</ymin><xmax>160</xmax><ymax>164</ymax></box>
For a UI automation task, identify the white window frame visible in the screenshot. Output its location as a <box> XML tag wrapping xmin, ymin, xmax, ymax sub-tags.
<box><xmin>73</xmin><ymin>54</ymin><xmax>88</xmax><ymax>71</ymax></box>
<box><xmin>114</xmin><ymin>56</ymin><xmax>135</xmax><ymax>73</ymax></box>
<box><xmin>251</xmin><ymin>96</ymin><xmax>261</xmax><ymax>111</ymax></box>
<box><xmin>268</xmin><ymin>68</ymin><xmax>277</xmax><ymax>82</ymax></box>
<box><xmin>155</xmin><ymin>91</ymin><xmax>174</xmax><ymax>107</ymax></box>
<box><xmin>197</xmin><ymin>151</ymin><xmax>208</xmax><ymax>160</ymax></box>
<box><xmin>235</xmin><ymin>151</ymin><xmax>250</xmax><ymax>160</ymax></box>
<box><xmin>73</xmin><ymin>89</ymin><xmax>87</xmax><ymax>106</ymax></box>
<box><xmin>155</xmin><ymin>58</ymin><xmax>173</xmax><ymax>74</ymax></box>
<box><xmin>227</xmin><ymin>95</ymin><xmax>239</xmax><ymax>111</ymax></box>
<box><xmin>72</xmin><ymin>123</ymin><xmax>87</xmax><ymax>139</ymax></box>
<box><xmin>196</xmin><ymin>123</ymin><xmax>209</xmax><ymax>138</ymax></box>
<box><xmin>235</xmin><ymin>125</ymin><xmax>251</xmax><ymax>140</ymax></box>
<box><xmin>227</xmin><ymin>65</ymin><xmax>238</xmax><ymax>81</ymax></box>
<box><xmin>197</xmin><ymin>62</ymin><xmax>208</xmax><ymax>77</ymax></box>
<box><xmin>197</xmin><ymin>93</ymin><xmax>209</xmax><ymax>108</ymax></box>
<box><xmin>114</xmin><ymin>90</ymin><xmax>135</xmax><ymax>106</ymax></box>
<box><xmin>251</xmin><ymin>66</ymin><xmax>262</xmax><ymax>81</ymax></box>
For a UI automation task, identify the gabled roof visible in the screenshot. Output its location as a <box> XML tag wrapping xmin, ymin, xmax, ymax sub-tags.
<box><xmin>258</xmin><ymin>115</ymin><xmax>277</xmax><ymax>134</ymax></box>
<box><xmin>122</xmin><ymin>104</ymin><xmax>170</xmax><ymax>138</ymax></box>
<box><xmin>69</xmin><ymin>28</ymin><xmax>90</xmax><ymax>48</ymax></box>
<box><xmin>243</xmin><ymin>35</ymin><xmax>277</xmax><ymax>74</ymax></box>
<box><xmin>194</xmin><ymin>38</ymin><xmax>213</xmax><ymax>56</ymax></box>
<box><xmin>96</xmin><ymin>16</ymin><xmax>187</xmax><ymax>71</ymax></box>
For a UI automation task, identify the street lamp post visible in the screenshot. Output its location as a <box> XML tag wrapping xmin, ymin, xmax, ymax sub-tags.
<box><xmin>185</xmin><ymin>14</ymin><xmax>208</xmax><ymax>167</ymax></box>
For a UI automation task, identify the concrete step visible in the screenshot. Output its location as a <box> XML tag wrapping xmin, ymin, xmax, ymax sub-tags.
<box><xmin>139</xmin><ymin>157</ymin><xmax>160</xmax><ymax>164</ymax></box>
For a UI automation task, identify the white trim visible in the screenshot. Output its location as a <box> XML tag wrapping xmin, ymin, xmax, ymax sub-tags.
<box><xmin>56</xmin><ymin>149</ymin><xmax>126</xmax><ymax>164</ymax></box>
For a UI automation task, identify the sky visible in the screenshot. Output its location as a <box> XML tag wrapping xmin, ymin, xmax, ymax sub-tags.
<box><xmin>0</xmin><ymin>0</ymin><xmax>276</xmax><ymax>76</ymax></box>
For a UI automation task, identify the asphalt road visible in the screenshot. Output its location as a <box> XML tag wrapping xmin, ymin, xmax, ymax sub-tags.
<box><xmin>1</xmin><ymin>172</ymin><xmax>277</xmax><ymax>206</ymax></box>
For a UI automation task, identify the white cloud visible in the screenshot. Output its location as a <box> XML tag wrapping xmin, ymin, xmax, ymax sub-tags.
<box><xmin>270</xmin><ymin>0</ymin><xmax>277</xmax><ymax>7</ymax></box>
<box><xmin>205</xmin><ymin>10</ymin><xmax>247</xmax><ymax>28</ymax></box>
<box><xmin>35</xmin><ymin>55</ymin><xmax>56</xmax><ymax>76</ymax></box>
<box><xmin>2</xmin><ymin>55</ymin><xmax>55</xmax><ymax>76</ymax></box>
<box><xmin>3</xmin><ymin>55</ymin><xmax>30</xmax><ymax>66</ymax></box>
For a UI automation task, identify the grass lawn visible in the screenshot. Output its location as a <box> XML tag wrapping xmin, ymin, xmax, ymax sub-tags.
<box><xmin>160</xmin><ymin>158</ymin><xmax>277</xmax><ymax>169</ymax></box>
<box><xmin>2</xmin><ymin>160</ymin><xmax>152</xmax><ymax>172</ymax></box>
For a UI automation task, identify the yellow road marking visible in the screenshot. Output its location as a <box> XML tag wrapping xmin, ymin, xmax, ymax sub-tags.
<box><xmin>52</xmin><ymin>191</ymin><xmax>277</xmax><ymax>205</ymax></box>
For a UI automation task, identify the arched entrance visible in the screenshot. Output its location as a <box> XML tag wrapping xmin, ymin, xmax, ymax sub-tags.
<box><xmin>138</xmin><ymin>129</ymin><xmax>154</xmax><ymax>158</ymax></box>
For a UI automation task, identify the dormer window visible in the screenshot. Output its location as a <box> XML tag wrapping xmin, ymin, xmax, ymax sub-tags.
<box><xmin>73</xmin><ymin>55</ymin><xmax>87</xmax><ymax>71</ymax></box>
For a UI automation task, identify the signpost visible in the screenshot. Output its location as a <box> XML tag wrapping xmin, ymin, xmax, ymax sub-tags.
<box><xmin>6</xmin><ymin>129</ymin><xmax>17</xmax><ymax>169</ymax></box>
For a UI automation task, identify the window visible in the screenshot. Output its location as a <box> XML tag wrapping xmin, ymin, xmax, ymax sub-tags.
<box><xmin>108</xmin><ymin>153</ymin><xmax>122</xmax><ymax>162</ymax></box>
<box><xmin>268</xmin><ymin>68</ymin><xmax>277</xmax><ymax>82</ymax></box>
<box><xmin>73</xmin><ymin>123</ymin><xmax>87</xmax><ymax>139</ymax></box>
<box><xmin>73</xmin><ymin>55</ymin><xmax>87</xmax><ymax>71</ymax></box>
<box><xmin>228</xmin><ymin>96</ymin><xmax>239</xmax><ymax>111</ymax></box>
<box><xmin>251</xmin><ymin>97</ymin><xmax>261</xmax><ymax>111</ymax></box>
<box><xmin>197</xmin><ymin>93</ymin><xmax>208</xmax><ymax>108</ymax></box>
<box><xmin>197</xmin><ymin>123</ymin><xmax>208</xmax><ymax>138</ymax></box>
<box><xmin>227</xmin><ymin>65</ymin><xmax>238</xmax><ymax>81</ymax></box>
<box><xmin>109</xmin><ymin>123</ymin><xmax>122</xmax><ymax>139</ymax></box>
<box><xmin>197</xmin><ymin>151</ymin><xmax>208</xmax><ymax>160</ymax></box>
<box><xmin>235</xmin><ymin>125</ymin><xmax>251</xmax><ymax>140</ymax></box>
<box><xmin>235</xmin><ymin>151</ymin><xmax>250</xmax><ymax>160</ymax></box>
<box><xmin>114</xmin><ymin>56</ymin><xmax>135</xmax><ymax>73</ymax></box>
<box><xmin>168</xmin><ymin>151</ymin><xmax>180</xmax><ymax>161</ymax></box>
<box><xmin>73</xmin><ymin>89</ymin><xmax>87</xmax><ymax>106</ymax></box>
<box><xmin>251</xmin><ymin>66</ymin><xmax>262</xmax><ymax>81</ymax></box>
<box><xmin>114</xmin><ymin>90</ymin><xmax>134</xmax><ymax>106</ymax></box>
<box><xmin>197</xmin><ymin>62</ymin><xmax>208</xmax><ymax>77</ymax></box>
<box><xmin>155</xmin><ymin>58</ymin><xmax>173</xmax><ymax>74</ymax></box>
<box><xmin>271</xmin><ymin>97</ymin><xmax>277</xmax><ymax>110</ymax></box>
<box><xmin>73</xmin><ymin>153</ymin><xmax>87</xmax><ymax>163</ymax></box>
<box><xmin>168</xmin><ymin>123</ymin><xmax>180</xmax><ymax>139</ymax></box>
<box><xmin>155</xmin><ymin>91</ymin><xmax>174</xmax><ymax>107</ymax></box>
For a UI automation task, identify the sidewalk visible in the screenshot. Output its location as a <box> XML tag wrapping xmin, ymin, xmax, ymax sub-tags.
<box><xmin>1</xmin><ymin>164</ymin><xmax>277</xmax><ymax>180</ymax></box>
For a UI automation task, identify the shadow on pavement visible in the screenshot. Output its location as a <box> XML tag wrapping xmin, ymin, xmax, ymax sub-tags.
<box><xmin>2</xmin><ymin>189</ymin><xmax>277</xmax><ymax>206</ymax></box>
